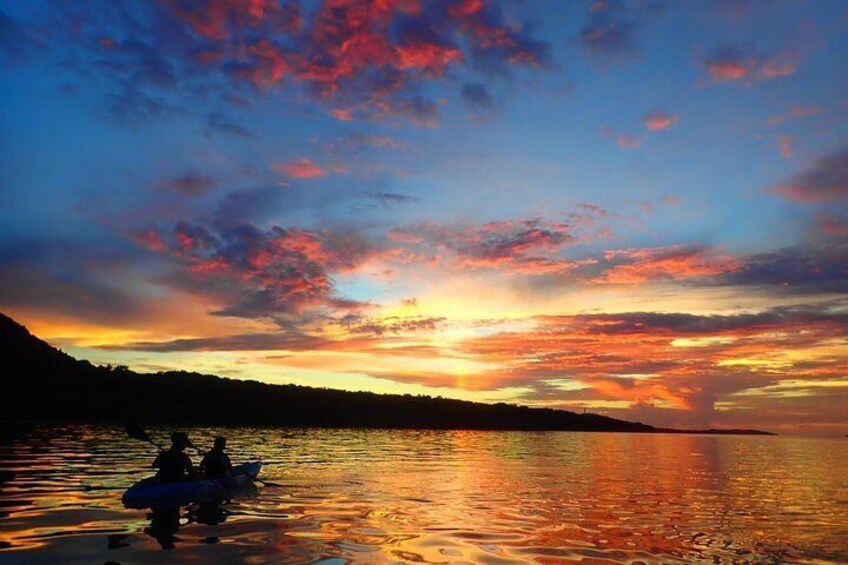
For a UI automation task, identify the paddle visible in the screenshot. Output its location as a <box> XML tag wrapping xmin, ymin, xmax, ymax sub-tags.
<box><xmin>125</xmin><ymin>422</ymin><xmax>165</xmax><ymax>451</ymax></box>
<box><xmin>124</xmin><ymin>423</ymin><xmax>282</xmax><ymax>487</ymax></box>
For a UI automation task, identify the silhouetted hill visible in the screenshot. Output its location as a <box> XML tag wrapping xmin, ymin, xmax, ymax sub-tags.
<box><xmin>0</xmin><ymin>312</ymin><xmax>773</xmax><ymax>434</ymax></box>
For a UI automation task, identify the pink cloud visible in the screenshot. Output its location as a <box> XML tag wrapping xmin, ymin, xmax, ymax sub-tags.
<box><xmin>765</xmin><ymin>105</ymin><xmax>823</xmax><ymax>126</ymax></box>
<box><xmin>644</xmin><ymin>111</ymin><xmax>679</xmax><ymax>131</ymax></box>
<box><xmin>705</xmin><ymin>47</ymin><xmax>799</xmax><ymax>83</ymax></box>
<box><xmin>272</xmin><ymin>158</ymin><xmax>328</xmax><ymax>179</ymax></box>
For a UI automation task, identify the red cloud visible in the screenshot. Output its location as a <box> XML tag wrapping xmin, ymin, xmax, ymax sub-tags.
<box><xmin>396</xmin><ymin>41</ymin><xmax>463</xmax><ymax>73</ymax></box>
<box><xmin>51</xmin><ymin>0</ymin><xmax>550</xmax><ymax>126</ymax></box>
<box><xmin>132</xmin><ymin>229</ymin><xmax>168</xmax><ymax>252</ymax></box>
<box><xmin>272</xmin><ymin>158</ymin><xmax>328</xmax><ymax>179</ymax></box>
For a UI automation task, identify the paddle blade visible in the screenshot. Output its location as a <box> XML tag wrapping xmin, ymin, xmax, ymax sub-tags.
<box><xmin>125</xmin><ymin>422</ymin><xmax>152</xmax><ymax>444</ymax></box>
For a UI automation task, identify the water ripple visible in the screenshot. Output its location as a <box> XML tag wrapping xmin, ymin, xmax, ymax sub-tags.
<box><xmin>0</xmin><ymin>426</ymin><xmax>846</xmax><ymax>564</ymax></box>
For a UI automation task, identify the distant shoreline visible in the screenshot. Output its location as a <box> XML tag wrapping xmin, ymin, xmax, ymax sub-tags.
<box><xmin>1</xmin><ymin>312</ymin><xmax>775</xmax><ymax>436</ymax></box>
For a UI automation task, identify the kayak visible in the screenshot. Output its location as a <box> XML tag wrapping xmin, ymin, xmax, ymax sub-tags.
<box><xmin>122</xmin><ymin>462</ymin><xmax>262</xmax><ymax>509</ymax></box>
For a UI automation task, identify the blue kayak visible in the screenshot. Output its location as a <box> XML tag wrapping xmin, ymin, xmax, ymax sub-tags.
<box><xmin>122</xmin><ymin>462</ymin><xmax>261</xmax><ymax>508</ymax></box>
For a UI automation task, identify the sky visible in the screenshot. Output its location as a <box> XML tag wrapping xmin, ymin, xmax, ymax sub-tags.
<box><xmin>1</xmin><ymin>0</ymin><xmax>846</xmax><ymax>435</ymax></box>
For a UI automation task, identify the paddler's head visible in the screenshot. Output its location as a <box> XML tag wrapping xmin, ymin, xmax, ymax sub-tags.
<box><xmin>213</xmin><ymin>436</ymin><xmax>226</xmax><ymax>450</ymax></box>
<box><xmin>170</xmin><ymin>431</ymin><xmax>192</xmax><ymax>451</ymax></box>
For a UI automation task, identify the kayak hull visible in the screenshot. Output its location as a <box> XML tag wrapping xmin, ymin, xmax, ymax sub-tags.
<box><xmin>122</xmin><ymin>462</ymin><xmax>261</xmax><ymax>509</ymax></box>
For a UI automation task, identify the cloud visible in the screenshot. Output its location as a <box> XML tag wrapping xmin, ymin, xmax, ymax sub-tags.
<box><xmin>26</xmin><ymin>0</ymin><xmax>550</xmax><ymax>127</ymax></box>
<box><xmin>205</xmin><ymin>111</ymin><xmax>254</xmax><ymax>138</ymax></box>
<box><xmin>644</xmin><ymin>110</ymin><xmax>678</xmax><ymax>131</ymax></box>
<box><xmin>616</xmin><ymin>133</ymin><xmax>644</xmax><ymax>149</ymax></box>
<box><xmin>817</xmin><ymin>215</ymin><xmax>848</xmax><ymax>238</ymax></box>
<box><xmin>580</xmin><ymin>7</ymin><xmax>636</xmax><ymax>61</ymax></box>
<box><xmin>132</xmin><ymin>221</ymin><xmax>384</xmax><ymax>322</ymax></box>
<box><xmin>156</xmin><ymin>173</ymin><xmax>219</xmax><ymax>196</ymax></box>
<box><xmin>593</xmin><ymin>245</ymin><xmax>738</xmax><ymax>284</ymax></box>
<box><xmin>453</xmin><ymin>303</ymin><xmax>848</xmax><ymax>424</ymax></box>
<box><xmin>579</xmin><ymin>0</ymin><xmax>664</xmax><ymax>63</ymax></box>
<box><xmin>771</xmin><ymin>147</ymin><xmax>848</xmax><ymax>202</ymax></box>
<box><xmin>720</xmin><ymin>242</ymin><xmax>848</xmax><ymax>293</ymax></box>
<box><xmin>778</xmin><ymin>135</ymin><xmax>793</xmax><ymax>159</ymax></box>
<box><xmin>390</xmin><ymin>218</ymin><xmax>578</xmax><ymax>274</ymax></box>
<box><xmin>461</xmin><ymin>82</ymin><xmax>495</xmax><ymax>118</ymax></box>
<box><xmin>601</xmin><ymin>126</ymin><xmax>643</xmax><ymax>150</ymax></box>
<box><xmin>333</xmin><ymin>312</ymin><xmax>446</xmax><ymax>336</ymax></box>
<box><xmin>339</xmin><ymin>134</ymin><xmax>405</xmax><ymax>150</ymax></box>
<box><xmin>0</xmin><ymin>10</ymin><xmax>33</xmax><ymax>64</ymax></box>
<box><xmin>704</xmin><ymin>46</ymin><xmax>799</xmax><ymax>83</ymax></box>
<box><xmin>272</xmin><ymin>157</ymin><xmax>328</xmax><ymax>179</ymax></box>
<box><xmin>364</xmin><ymin>191</ymin><xmax>419</xmax><ymax>205</ymax></box>
<box><xmin>765</xmin><ymin>105</ymin><xmax>823</xmax><ymax>127</ymax></box>
<box><xmin>132</xmin><ymin>229</ymin><xmax>168</xmax><ymax>252</ymax></box>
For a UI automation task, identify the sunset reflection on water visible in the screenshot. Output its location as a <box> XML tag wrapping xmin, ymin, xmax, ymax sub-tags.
<box><xmin>0</xmin><ymin>426</ymin><xmax>846</xmax><ymax>564</ymax></box>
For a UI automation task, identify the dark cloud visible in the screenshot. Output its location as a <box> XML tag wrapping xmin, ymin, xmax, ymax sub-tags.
<box><xmin>156</xmin><ymin>173</ymin><xmax>219</xmax><ymax>197</ymax></box>
<box><xmin>579</xmin><ymin>1</ymin><xmax>663</xmax><ymax>63</ymax></box>
<box><xmin>0</xmin><ymin>236</ymin><xmax>150</xmax><ymax>324</ymax></box>
<box><xmin>100</xmin><ymin>88</ymin><xmax>185</xmax><ymax>126</ymax></box>
<box><xmin>539</xmin><ymin>306</ymin><xmax>848</xmax><ymax>338</ymax></box>
<box><xmin>205</xmin><ymin>111</ymin><xmax>254</xmax><ymax>138</ymax></box>
<box><xmin>104</xmin><ymin>332</ymin><xmax>333</xmax><ymax>353</ymax></box>
<box><xmin>214</xmin><ymin>186</ymin><xmax>288</xmax><ymax>227</ymax></box>
<box><xmin>334</xmin><ymin>312</ymin><xmax>446</xmax><ymax>336</ymax></box>
<box><xmin>0</xmin><ymin>10</ymin><xmax>32</xmax><ymax>64</ymax></box>
<box><xmin>364</xmin><ymin>191</ymin><xmax>419</xmax><ymax>205</ymax></box>
<box><xmin>461</xmin><ymin>82</ymin><xmax>494</xmax><ymax>118</ymax></box>
<box><xmin>771</xmin><ymin>147</ymin><xmax>848</xmax><ymax>203</ymax></box>
<box><xmin>720</xmin><ymin>242</ymin><xmax>848</xmax><ymax>293</ymax></box>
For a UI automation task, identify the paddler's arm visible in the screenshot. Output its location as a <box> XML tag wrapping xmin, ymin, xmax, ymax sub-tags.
<box><xmin>185</xmin><ymin>455</ymin><xmax>199</xmax><ymax>479</ymax></box>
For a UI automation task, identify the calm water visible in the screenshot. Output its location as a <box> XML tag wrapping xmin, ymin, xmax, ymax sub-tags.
<box><xmin>0</xmin><ymin>426</ymin><xmax>846</xmax><ymax>564</ymax></box>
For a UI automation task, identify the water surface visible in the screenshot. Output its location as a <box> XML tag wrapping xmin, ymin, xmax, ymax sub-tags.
<box><xmin>0</xmin><ymin>426</ymin><xmax>846</xmax><ymax>564</ymax></box>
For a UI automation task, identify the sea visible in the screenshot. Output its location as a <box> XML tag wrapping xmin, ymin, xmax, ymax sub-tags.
<box><xmin>0</xmin><ymin>425</ymin><xmax>846</xmax><ymax>564</ymax></box>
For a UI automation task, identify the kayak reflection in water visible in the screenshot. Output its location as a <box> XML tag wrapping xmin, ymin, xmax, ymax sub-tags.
<box><xmin>145</xmin><ymin>506</ymin><xmax>181</xmax><ymax>550</ymax></box>
<box><xmin>152</xmin><ymin>432</ymin><xmax>197</xmax><ymax>484</ymax></box>
<box><xmin>143</xmin><ymin>502</ymin><xmax>231</xmax><ymax>549</ymax></box>
<box><xmin>200</xmin><ymin>436</ymin><xmax>234</xmax><ymax>480</ymax></box>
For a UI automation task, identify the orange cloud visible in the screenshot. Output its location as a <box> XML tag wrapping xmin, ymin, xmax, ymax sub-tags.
<box><xmin>597</xmin><ymin>246</ymin><xmax>738</xmax><ymax>284</ymax></box>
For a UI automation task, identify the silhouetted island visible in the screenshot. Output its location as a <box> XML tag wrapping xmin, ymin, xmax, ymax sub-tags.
<box><xmin>0</xmin><ymin>312</ymin><xmax>773</xmax><ymax>434</ymax></box>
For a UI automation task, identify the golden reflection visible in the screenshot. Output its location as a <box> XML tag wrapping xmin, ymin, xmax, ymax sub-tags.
<box><xmin>1</xmin><ymin>427</ymin><xmax>847</xmax><ymax>564</ymax></box>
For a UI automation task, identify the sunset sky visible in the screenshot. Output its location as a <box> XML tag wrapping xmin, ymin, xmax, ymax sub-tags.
<box><xmin>1</xmin><ymin>0</ymin><xmax>846</xmax><ymax>434</ymax></box>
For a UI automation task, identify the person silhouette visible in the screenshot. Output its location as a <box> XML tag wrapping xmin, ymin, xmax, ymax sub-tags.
<box><xmin>152</xmin><ymin>432</ymin><xmax>196</xmax><ymax>484</ymax></box>
<box><xmin>200</xmin><ymin>436</ymin><xmax>234</xmax><ymax>480</ymax></box>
